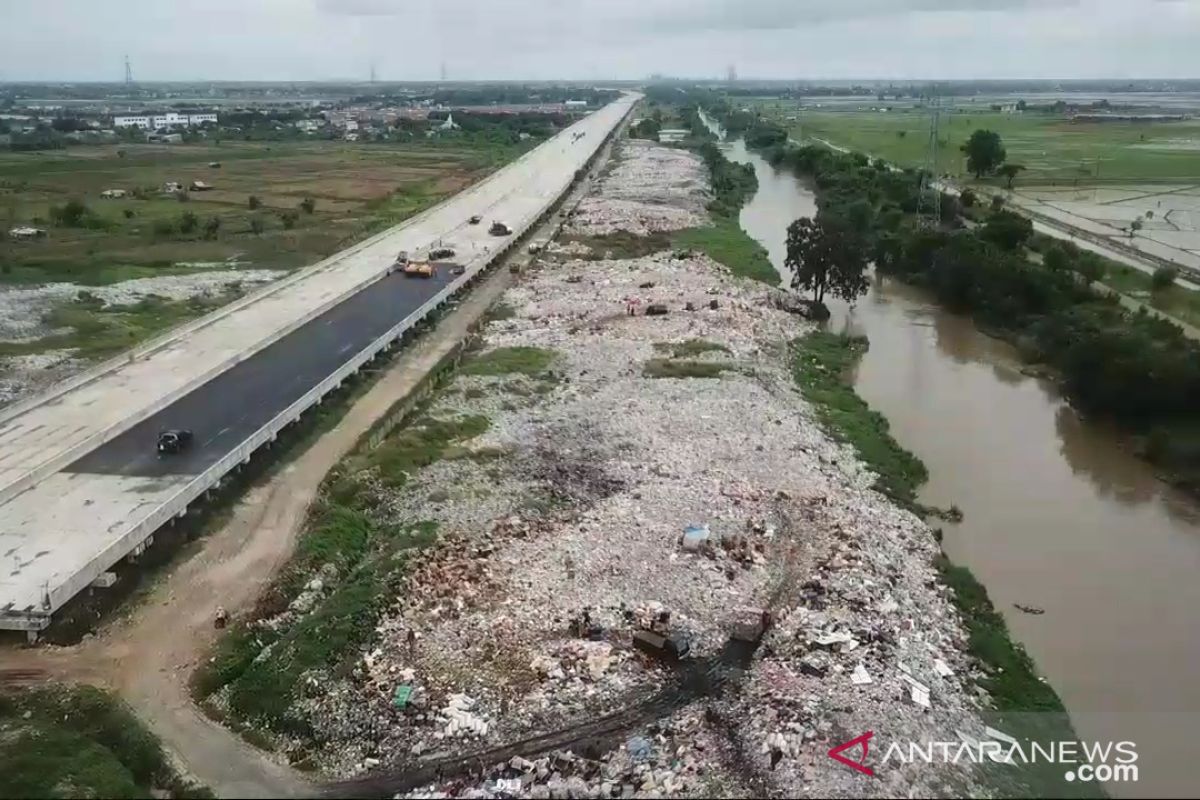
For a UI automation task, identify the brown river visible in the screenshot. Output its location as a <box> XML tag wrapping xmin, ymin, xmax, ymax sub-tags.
<box><xmin>712</xmin><ymin>126</ymin><xmax>1200</xmax><ymax>798</ymax></box>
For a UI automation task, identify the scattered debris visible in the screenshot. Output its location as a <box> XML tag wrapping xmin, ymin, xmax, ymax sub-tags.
<box><xmin>1014</xmin><ymin>603</ymin><xmax>1045</xmax><ymax>615</ymax></box>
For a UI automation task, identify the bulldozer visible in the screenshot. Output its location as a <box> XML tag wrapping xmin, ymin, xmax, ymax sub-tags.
<box><xmin>402</xmin><ymin>261</ymin><xmax>435</xmax><ymax>278</ymax></box>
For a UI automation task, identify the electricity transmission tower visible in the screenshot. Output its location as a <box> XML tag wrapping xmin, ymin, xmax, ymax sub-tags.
<box><xmin>370</xmin><ymin>61</ymin><xmax>377</xmax><ymax>84</ymax></box>
<box><xmin>917</xmin><ymin>95</ymin><xmax>942</xmax><ymax>227</ymax></box>
<box><xmin>124</xmin><ymin>55</ymin><xmax>134</xmax><ymax>86</ymax></box>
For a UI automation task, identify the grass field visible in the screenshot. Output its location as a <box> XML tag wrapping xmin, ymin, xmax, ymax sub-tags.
<box><xmin>0</xmin><ymin>138</ymin><xmax>525</xmax><ymax>287</ymax></box>
<box><xmin>759</xmin><ymin>102</ymin><xmax>1200</xmax><ymax>185</ymax></box>
<box><xmin>0</xmin><ymin>684</ymin><xmax>211</xmax><ymax>798</ymax></box>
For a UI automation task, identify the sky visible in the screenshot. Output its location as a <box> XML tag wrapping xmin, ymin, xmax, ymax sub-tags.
<box><xmin>1</xmin><ymin>0</ymin><xmax>1198</xmax><ymax>82</ymax></box>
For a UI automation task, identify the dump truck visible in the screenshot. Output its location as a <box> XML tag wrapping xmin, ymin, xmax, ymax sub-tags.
<box><xmin>489</xmin><ymin>221</ymin><xmax>512</xmax><ymax>236</ymax></box>
<box><xmin>403</xmin><ymin>261</ymin><xmax>435</xmax><ymax>278</ymax></box>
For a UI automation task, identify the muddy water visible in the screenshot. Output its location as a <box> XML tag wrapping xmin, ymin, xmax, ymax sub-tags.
<box><xmin>709</xmin><ymin>121</ymin><xmax>1200</xmax><ymax>798</ymax></box>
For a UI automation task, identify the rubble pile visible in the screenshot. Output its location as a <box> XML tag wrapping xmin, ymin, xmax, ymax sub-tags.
<box><xmin>566</xmin><ymin>140</ymin><xmax>710</xmax><ymax>236</ymax></box>
<box><xmin>403</xmin><ymin>710</ymin><xmax>724</xmax><ymax>799</ymax></box>
<box><xmin>298</xmin><ymin>137</ymin><xmax>988</xmax><ymax>797</ymax></box>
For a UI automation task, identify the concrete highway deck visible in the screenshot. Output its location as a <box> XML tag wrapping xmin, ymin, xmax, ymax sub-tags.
<box><xmin>0</xmin><ymin>93</ymin><xmax>638</xmax><ymax>630</ymax></box>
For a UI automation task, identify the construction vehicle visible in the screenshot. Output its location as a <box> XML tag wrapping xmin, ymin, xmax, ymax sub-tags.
<box><xmin>429</xmin><ymin>246</ymin><xmax>456</xmax><ymax>260</ymax></box>
<box><xmin>402</xmin><ymin>261</ymin><xmax>435</xmax><ymax>278</ymax></box>
<box><xmin>631</xmin><ymin>609</ymin><xmax>691</xmax><ymax>661</ymax></box>
<box><xmin>468</xmin><ymin>215</ymin><xmax>482</xmax><ymax>225</ymax></box>
<box><xmin>489</xmin><ymin>221</ymin><xmax>512</xmax><ymax>237</ymax></box>
<box><xmin>157</xmin><ymin>429</ymin><xmax>193</xmax><ymax>456</ymax></box>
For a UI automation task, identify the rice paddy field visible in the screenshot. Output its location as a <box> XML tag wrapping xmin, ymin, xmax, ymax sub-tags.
<box><xmin>758</xmin><ymin>103</ymin><xmax>1200</xmax><ymax>185</ymax></box>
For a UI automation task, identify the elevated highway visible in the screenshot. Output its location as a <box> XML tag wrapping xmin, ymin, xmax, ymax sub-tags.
<box><xmin>0</xmin><ymin>93</ymin><xmax>639</xmax><ymax>633</ymax></box>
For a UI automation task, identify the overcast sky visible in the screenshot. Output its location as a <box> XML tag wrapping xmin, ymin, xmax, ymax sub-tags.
<box><xmin>1</xmin><ymin>0</ymin><xmax>1198</xmax><ymax>82</ymax></box>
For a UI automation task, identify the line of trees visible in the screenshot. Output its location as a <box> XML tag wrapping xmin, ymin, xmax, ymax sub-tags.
<box><xmin>744</xmin><ymin>130</ymin><xmax>1200</xmax><ymax>490</ymax></box>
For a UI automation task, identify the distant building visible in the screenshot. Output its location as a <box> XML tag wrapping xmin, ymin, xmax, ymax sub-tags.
<box><xmin>8</xmin><ymin>226</ymin><xmax>46</xmax><ymax>240</ymax></box>
<box><xmin>100</xmin><ymin>189</ymin><xmax>128</xmax><ymax>199</ymax></box>
<box><xmin>114</xmin><ymin>112</ymin><xmax>218</xmax><ymax>129</ymax></box>
<box><xmin>189</xmin><ymin>180</ymin><xmax>213</xmax><ymax>191</ymax></box>
<box><xmin>295</xmin><ymin>119</ymin><xmax>322</xmax><ymax>132</ymax></box>
<box><xmin>565</xmin><ymin>99</ymin><xmax>588</xmax><ymax>109</ymax></box>
<box><xmin>114</xmin><ymin>115</ymin><xmax>152</xmax><ymax>129</ymax></box>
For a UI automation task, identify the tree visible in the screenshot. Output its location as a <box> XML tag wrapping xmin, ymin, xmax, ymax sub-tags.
<box><xmin>980</xmin><ymin>209</ymin><xmax>1033</xmax><ymax>251</ymax></box>
<box><xmin>998</xmin><ymin>163</ymin><xmax>1026</xmax><ymax>190</ymax></box>
<box><xmin>179</xmin><ymin>211</ymin><xmax>198</xmax><ymax>234</ymax></box>
<box><xmin>1130</xmin><ymin>219</ymin><xmax>1143</xmax><ymax>238</ymax></box>
<box><xmin>991</xmin><ymin>195</ymin><xmax>1005</xmax><ymax>211</ymax></box>
<box><xmin>959</xmin><ymin>188</ymin><xmax>977</xmax><ymax>208</ymax></box>
<box><xmin>784</xmin><ymin>216</ymin><xmax>869</xmax><ymax>306</ymax></box>
<box><xmin>203</xmin><ymin>216</ymin><xmax>221</xmax><ymax>240</ymax></box>
<box><xmin>1152</xmin><ymin>266</ymin><xmax>1179</xmax><ymax>291</ymax></box>
<box><xmin>122</xmin><ymin>208</ymin><xmax>135</xmax><ymax>219</ymax></box>
<box><xmin>299</xmin><ymin>197</ymin><xmax>316</xmax><ymax>214</ymax></box>
<box><xmin>1042</xmin><ymin>241</ymin><xmax>1080</xmax><ymax>273</ymax></box>
<box><xmin>248</xmin><ymin>195</ymin><xmax>261</xmax><ymax>210</ymax></box>
<box><xmin>280</xmin><ymin>211</ymin><xmax>298</xmax><ymax>230</ymax></box>
<box><xmin>50</xmin><ymin>199</ymin><xmax>88</xmax><ymax>227</ymax></box>
<box><xmin>1016</xmin><ymin>99</ymin><xmax>1027</xmax><ymax>112</ymax></box>
<box><xmin>248</xmin><ymin>215</ymin><xmax>264</xmax><ymax>235</ymax></box>
<box><xmin>962</xmin><ymin>129</ymin><xmax>1006</xmax><ymax>179</ymax></box>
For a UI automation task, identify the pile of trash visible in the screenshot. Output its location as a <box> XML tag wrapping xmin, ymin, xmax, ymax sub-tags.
<box><xmin>402</xmin><ymin>710</ymin><xmax>717</xmax><ymax>799</ymax></box>
<box><xmin>566</xmin><ymin>140</ymin><xmax>710</xmax><ymax>236</ymax></box>
<box><xmin>296</xmin><ymin>136</ymin><xmax>988</xmax><ymax>797</ymax></box>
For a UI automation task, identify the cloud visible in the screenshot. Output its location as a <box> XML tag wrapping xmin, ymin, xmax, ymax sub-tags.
<box><xmin>315</xmin><ymin>0</ymin><xmax>408</xmax><ymax>14</ymax></box>
<box><xmin>635</xmin><ymin>0</ymin><xmax>1083</xmax><ymax>33</ymax></box>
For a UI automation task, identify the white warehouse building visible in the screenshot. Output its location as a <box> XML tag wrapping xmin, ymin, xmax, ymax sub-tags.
<box><xmin>113</xmin><ymin>112</ymin><xmax>218</xmax><ymax>129</ymax></box>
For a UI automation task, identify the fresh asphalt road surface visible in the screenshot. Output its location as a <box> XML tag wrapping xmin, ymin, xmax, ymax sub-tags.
<box><xmin>66</xmin><ymin>268</ymin><xmax>456</xmax><ymax>478</ymax></box>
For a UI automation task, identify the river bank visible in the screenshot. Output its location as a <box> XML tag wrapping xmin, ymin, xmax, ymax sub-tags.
<box><xmin>707</xmin><ymin>108</ymin><xmax>1200</xmax><ymax>798</ymax></box>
